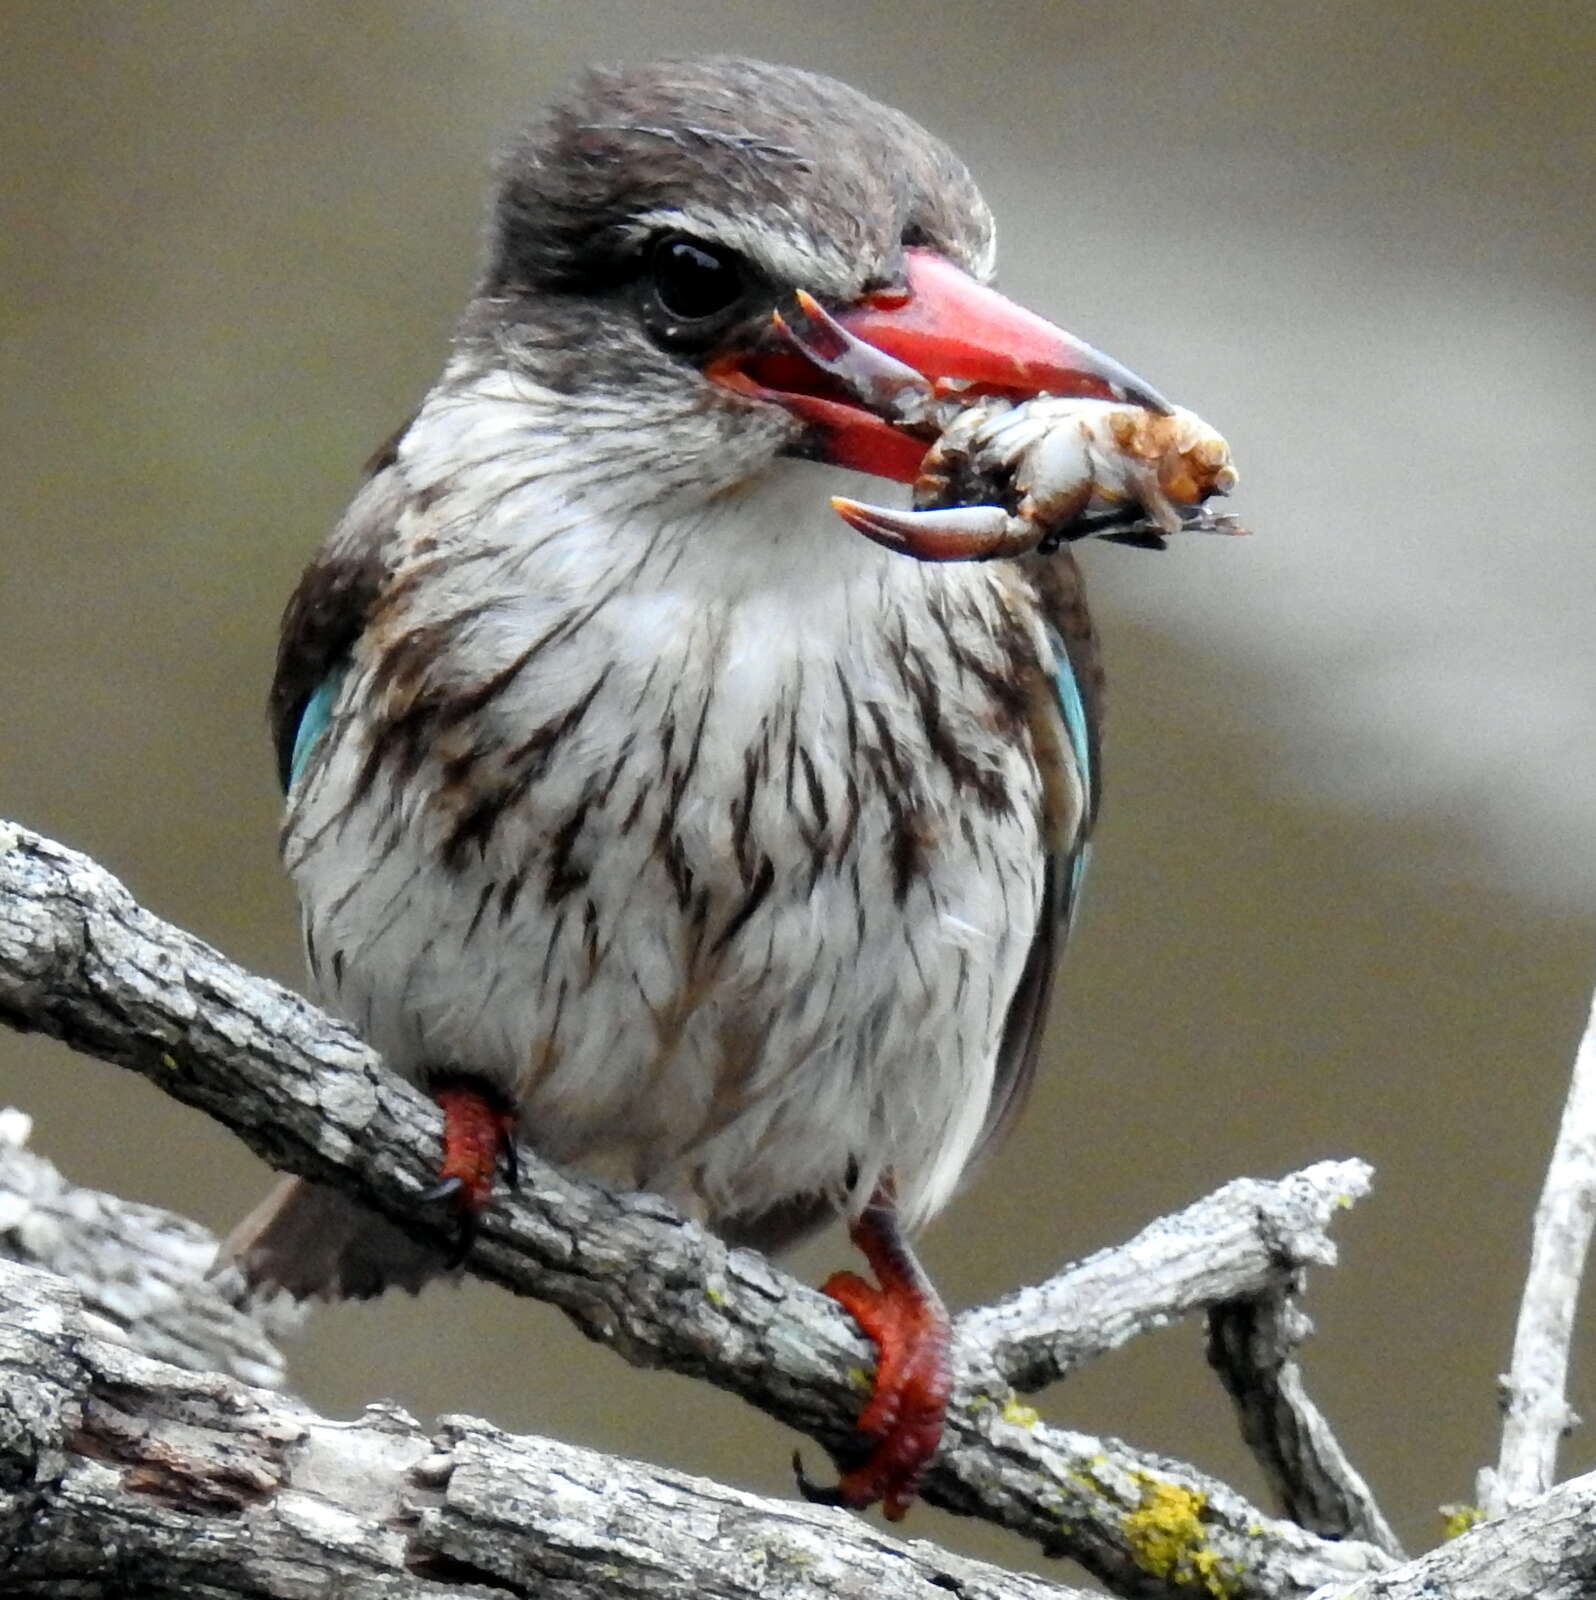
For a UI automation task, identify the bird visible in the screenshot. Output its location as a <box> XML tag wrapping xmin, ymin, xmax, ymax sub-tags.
<box><xmin>225</xmin><ymin>54</ymin><xmax>1189</xmax><ymax>1520</ymax></box>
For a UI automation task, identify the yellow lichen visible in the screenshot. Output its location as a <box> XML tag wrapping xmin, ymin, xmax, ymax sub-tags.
<box><xmin>703</xmin><ymin>1286</ymin><xmax>725</xmax><ymax>1305</ymax></box>
<box><xmin>1065</xmin><ymin>1454</ymin><xmax>1111</xmax><ymax>1498</ymax></box>
<box><xmin>1001</xmin><ymin>1395</ymin><xmax>1040</xmax><ymax>1428</ymax></box>
<box><xmin>1120</xmin><ymin>1474</ymin><xmax>1239</xmax><ymax>1599</ymax></box>
<box><xmin>1439</xmin><ymin>1503</ymin><xmax>1484</xmax><ymax>1539</ymax></box>
<box><xmin>160</xmin><ymin>1052</ymin><xmax>178</xmax><ymax>1070</ymax></box>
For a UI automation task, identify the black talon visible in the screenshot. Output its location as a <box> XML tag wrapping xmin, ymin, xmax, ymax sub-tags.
<box><xmin>502</xmin><ymin>1138</ymin><xmax>521</xmax><ymax>1190</ymax></box>
<box><xmin>443</xmin><ymin>1205</ymin><xmax>479</xmax><ymax>1270</ymax></box>
<box><xmin>418</xmin><ymin>1175</ymin><xmax>479</xmax><ymax>1268</ymax></box>
<box><xmin>792</xmin><ymin>1449</ymin><xmax>851</xmax><ymax>1508</ymax></box>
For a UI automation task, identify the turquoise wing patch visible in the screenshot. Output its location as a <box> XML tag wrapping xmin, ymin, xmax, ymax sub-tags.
<box><xmin>1043</xmin><ymin>622</ymin><xmax>1094</xmax><ymax>923</ymax></box>
<box><xmin>287</xmin><ymin>669</ymin><xmax>345</xmax><ymax>790</ymax></box>
<box><xmin>1044</xmin><ymin>623</ymin><xmax>1092</xmax><ymax>803</ymax></box>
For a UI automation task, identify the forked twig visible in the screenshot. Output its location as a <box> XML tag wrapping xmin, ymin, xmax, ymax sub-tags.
<box><xmin>1478</xmin><ymin>981</ymin><xmax>1596</xmax><ymax>1517</ymax></box>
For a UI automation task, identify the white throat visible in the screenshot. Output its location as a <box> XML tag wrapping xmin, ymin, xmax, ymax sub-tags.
<box><xmin>397</xmin><ymin>363</ymin><xmax>919</xmax><ymax>607</ymax></box>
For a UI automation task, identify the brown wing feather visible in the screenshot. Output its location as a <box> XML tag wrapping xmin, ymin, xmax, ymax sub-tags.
<box><xmin>269</xmin><ymin>429</ymin><xmax>411</xmax><ymax>789</ymax></box>
<box><xmin>222</xmin><ymin>1175</ymin><xmax>445</xmax><ymax>1300</ymax></box>
<box><xmin>974</xmin><ymin>549</ymin><xmax>1102</xmax><ymax>1166</ymax></box>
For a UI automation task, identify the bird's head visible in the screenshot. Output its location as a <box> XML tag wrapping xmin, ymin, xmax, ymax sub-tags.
<box><xmin>454</xmin><ymin>57</ymin><xmax>1164</xmax><ymax>527</ymax></box>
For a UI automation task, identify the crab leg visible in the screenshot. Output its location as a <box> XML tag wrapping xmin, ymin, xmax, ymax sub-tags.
<box><xmin>830</xmin><ymin>496</ymin><xmax>1040</xmax><ymax>561</ymax></box>
<box><xmin>773</xmin><ymin>290</ymin><xmax>942</xmax><ymax>428</ymax></box>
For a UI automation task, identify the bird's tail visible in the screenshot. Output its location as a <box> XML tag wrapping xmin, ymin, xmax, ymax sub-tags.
<box><xmin>219</xmin><ymin>1176</ymin><xmax>446</xmax><ymax>1301</ymax></box>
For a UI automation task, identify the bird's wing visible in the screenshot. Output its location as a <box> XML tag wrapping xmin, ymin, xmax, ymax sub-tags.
<box><xmin>269</xmin><ymin>427</ymin><xmax>410</xmax><ymax>791</ymax></box>
<box><xmin>975</xmin><ymin>549</ymin><xmax>1102</xmax><ymax>1163</ymax></box>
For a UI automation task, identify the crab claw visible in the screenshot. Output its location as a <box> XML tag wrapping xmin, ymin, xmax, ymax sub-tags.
<box><xmin>773</xmin><ymin>291</ymin><xmax>939</xmax><ymax>427</ymax></box>
<box><xmin>830</xmin><ymin>497</ymin><xmax>1037</xmax><ymax>562</ymax></box>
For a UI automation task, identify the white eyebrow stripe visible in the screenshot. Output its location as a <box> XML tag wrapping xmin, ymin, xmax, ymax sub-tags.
<box><xmin>625</xmin><ymin>205</ymin><xmax>860</xmax><ymax>297</ymax></box>
<box><xmin>972</xmin><ymin>218</ymin><xmax>998</xmax><ymax>283</ymax></box>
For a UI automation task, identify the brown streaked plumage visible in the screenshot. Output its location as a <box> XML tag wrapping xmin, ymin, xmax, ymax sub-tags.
<box><xmin>225</xmin><ymin>55</ymin><xmax>1223</xmax><ymax>1521</ymax></box>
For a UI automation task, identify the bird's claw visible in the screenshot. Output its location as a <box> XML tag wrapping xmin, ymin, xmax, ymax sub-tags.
<box><xmin>794</xmin><ymin>1206</ymin><xmax>954</xmax><ymax>1521</ymax></box>
<box><xmin>416</xmin><ymin>1174</ymin><xmax>480</xmax><ymax>1268</ymax></box>
<box><xmin>792</xmin><ymin>1449</ymin><xmax>853</xmax><ymax>1508</ymax></box>
<box><xmin>442</xmin><ymin>1204</ymin><xmax>480</xmax><ymax>1270</ymax></box>
<box><xmin>421</xmin><ymin>1078</ymin><xmax>520</xmax><ymax>1265</ymax></box>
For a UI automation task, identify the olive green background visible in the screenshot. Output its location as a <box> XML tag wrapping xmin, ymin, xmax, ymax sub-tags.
<box><xmin>4</xmin><ymin>2</ymin><xmax>1594</xmax><ymax>1586</ymax></box>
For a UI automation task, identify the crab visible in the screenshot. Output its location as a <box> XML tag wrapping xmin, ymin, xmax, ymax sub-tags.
<box><xmin>773</xmin><ymin>289</ymin><xmax>1243</xmax><ymax>562</ymax></box>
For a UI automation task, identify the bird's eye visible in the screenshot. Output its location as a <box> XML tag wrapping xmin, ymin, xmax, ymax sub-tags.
<box><xmin>642</xmin><ymin>234</ymin><xmax>748</xmax><ymax>346</ymax></box>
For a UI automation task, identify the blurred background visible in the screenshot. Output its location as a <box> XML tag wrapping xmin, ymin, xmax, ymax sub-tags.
<box><xmin>4</xmin><ymin>1</ymin><xmax>1594</xmax><ymax>1586</ymax></box>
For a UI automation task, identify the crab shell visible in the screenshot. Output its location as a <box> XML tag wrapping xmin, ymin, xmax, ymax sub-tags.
<box><xmin>915</xmin><ymin>396</ymin><xmax>1238</xmax><ymax>536</ymax></box>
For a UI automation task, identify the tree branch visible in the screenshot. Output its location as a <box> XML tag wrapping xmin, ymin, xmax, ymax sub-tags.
<box><xmin>1208</xmin><ymin>1289</ymin><xmax>1402</xmax><ymax>1555</ymax></box>
<box><xmin>8</xmin><ymin>1226</ymin><xmax>1591</xmax><ymax>1600</ymax></box>
<box><xmin>0</xmin><ymin>1258</ymin><xmax>1096</xmax><ymax>1600</ymax></box>
<box><xmin>957</xmin><ymin>1161</ymin><xmax>1371</xmax><ymax>1392</ymax></box>
<box><xmin>1304</xmin><ymin>1465</ymin><xmax>1596</xmax><ymax>1600</ymax></box>
<box><xmin>0</xmin><ymin>819</ymin><xmax>1396</xmax><ymax>1596</ymax></box>
<box><xmin>0</xmin><ymin>1104</ymin><xmax>296</xmax><ymax>1388</ymax></box>
<box><xmin>1478</xmin><ymin>981</ymin><xmax>1596</xmax><ymax>1519</ymax></box>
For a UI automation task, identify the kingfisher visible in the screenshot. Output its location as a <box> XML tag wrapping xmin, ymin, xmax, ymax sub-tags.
<box><xmin>227</xmin><ymin>56</ymin><xmax>1209</xmax><ymax>1519</ymax></box>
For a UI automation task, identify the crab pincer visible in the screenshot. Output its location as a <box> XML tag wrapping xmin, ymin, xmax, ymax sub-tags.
<box><xmin>773</xmin><ymin>289</ymin><xmax>943</xmax><ymax>428</ymax></box>
<box><xmin>843</xmin><ymin>395</ymin><xmax>1241</xmax><ymax>561</ymax></box>
<box><xmin>829</xmin><ymin>497</ymin><xmax>1040</xmax><ymax>561</ymax></box>
<box><xmin>771</xmin><ymin>290</ymin><xmax>1242</xmax><ymax>561</ymax></box>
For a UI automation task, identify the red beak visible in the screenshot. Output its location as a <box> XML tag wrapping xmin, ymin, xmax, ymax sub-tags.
<box><xmin>709</xmin><ymin>247</ymin><xmax>1169</xmax><ymax>483</ymax></box>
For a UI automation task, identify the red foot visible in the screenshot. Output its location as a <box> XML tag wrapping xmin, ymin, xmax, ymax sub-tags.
<box><xmin>432</xmin><ymin>1081</ymin><xmax>517</xmax><ymax>1208</ymax></box>
<box><xmin>424</xmin><ymin>1078</ymin><xmax>518</xmax><ymax>1263</ymax></box>
<box><xmin>798</xmin><ymin>1197</ymin><xmax>952</xmax><ymax>1521</ymax></box>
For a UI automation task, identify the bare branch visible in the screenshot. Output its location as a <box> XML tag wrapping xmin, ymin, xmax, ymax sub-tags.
<box><xmin>0</xmin><ymin>1104</ymin><xmax>297</xmax><ymax>1387</ymax></box>
<box><xmin>6</xmin><ymin>1231</ymin><xmax>1590</xmax><ymax>1600</ymax></box>
<box><xmin>959</xmin><ymin>1158</ymin><xmax>1400</xmax><ymax>1562</ymax></box>
<box><xmin>1478</xmin><ymin>982</ymin><xmax>1596</xmax><ymax>1519</ymax></box>
<box><xmin>957</xmin><ymin>1161</ymin><xmax>1372</xmax><ymax>1392</ymax></box>
<box><xmin>1208</xmin><ymin>1289</ymin><xmax>1402</xmax><ymax>1555</ymax></box>
<box><xmin>0</xmin><ymin>1258</ymin><xmax>1094</xmax><ymax>1600</ymax></box>
<box><xmin>0</xmin><ymin>820</ymin><xmax>1394</xmax><ymax>1596</ymax></box>
<box><xmin>1305</xmin><ymin>1466</ymin><xmax>1596</xmax><ymax>1600</ymax></box>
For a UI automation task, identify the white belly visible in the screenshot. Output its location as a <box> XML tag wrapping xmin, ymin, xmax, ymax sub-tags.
<box><xmin>283</xmin><ymin>463</ymin><xmax>1052</xmax><ymax>1231</ymax></box>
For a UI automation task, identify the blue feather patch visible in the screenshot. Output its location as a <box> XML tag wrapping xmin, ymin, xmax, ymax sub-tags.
<box><xmin>1044</xmin><ymin>624</ymin><xmax>1092</xmax><ymax>802</ymax></box>
<box><xmin>288</xmin><ymin>670</ymin><xmax>344</xmax><ymax>790</ymax></box>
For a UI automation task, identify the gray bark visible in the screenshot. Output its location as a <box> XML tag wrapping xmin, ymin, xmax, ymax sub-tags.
<box><xmin>959</xmin><ymin>1162</ymin><xmax>1371</xmax><ymax>1392</ymax></box>
<box><xmin>0</xmin><ymin>1258</ymin><xmax>1093</xmax><ymax>1600</ymax></box>
<box><xmin>6</xmin><ymin>818</ymin><xmax>1592</xmax><ymax>1599</ymax></box>
<box><xmin>0</xmin><ymin>819</ymin><xmax>1398</xmax><ymax>1596</ymax></box>
<box><xmin>1304</xmin><ymin>1468</ymin><xmax>1596</xmax><ymax>1600</ymax></box>
<box><xmin>1208</xmin><ymin>1289</ymin><xmax>1402</xmax><ymax>1556</ymax></box>
<box><xmin>1478</xmin><ymin>985</ymin><xmax>1596</xmax><ymax>1518</ymax></box>
<box><xmin>0</xmin><ymin>1106</ymin><xmax>297</xmax><ymax>1388</ymax></box>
